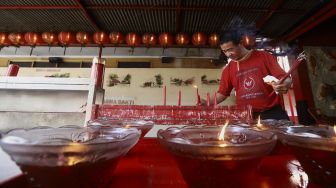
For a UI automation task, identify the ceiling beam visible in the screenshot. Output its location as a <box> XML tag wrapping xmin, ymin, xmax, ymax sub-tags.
<box><xmin>282</xmin><ymin>1</ymin><xmax>336</xmax><ymax>42</ymax></box>
<box><xmin>0</xmin><ymin>4</ymin><xmax>303</xmax><ymax>14</ymax></box>
<box><xmin>86</xmin><ymin>5</ymin><xmax>302</xmax><ymax>13</ymax></box>
<box><xmin>256</xmin><ymin>0</ymin><xmax>285</xmax><ymax>29</ymax></box>
<box><xmin>0</xmin><ymin>5</ymin><xmax>79</xmax><ymax>9</ymax></box>
<box><xmin>74</xmin><ymin>0</ymin><xmax>100</xmax><ymax>31</ymax></box>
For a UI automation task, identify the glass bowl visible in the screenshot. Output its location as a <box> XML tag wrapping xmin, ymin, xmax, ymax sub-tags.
<box><xmin>157</xmin><ymin>125</ymin><xmax>276</xmax><ymax>188</ymax></box>
<box><xmin>278</xmin><ymin>125</ymin><xmax>336</xmax><ymax>186</ymax></box>
<box><xmin>0</xmin><ymin>125</ymin><xmax>140</xmax><ymax>188</ymax></box>
<box><xmin>88</xmin><ymin>117</ymin><xmax>154</xmax><ymax>137</ymax></box>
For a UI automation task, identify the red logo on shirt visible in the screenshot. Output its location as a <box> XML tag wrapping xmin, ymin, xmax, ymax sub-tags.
<box><xmin>243</xmin><ymin>77</ymin><xmax>255</xmax><ymax>90</ymax></box>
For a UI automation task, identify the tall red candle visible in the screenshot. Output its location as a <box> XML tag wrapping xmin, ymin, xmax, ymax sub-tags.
<box><xmin>178</xmin><ymin>90</ymin><xmax>181</xmax><ymax>106</ymax></box>
<box><xmin>213</xmin><ymin>92</ymin><xmax>217</xmax><ymax>108</ymax></box>
<box><xmin>206</xmin><ymin>92</ymin><xmax>210</xmax><ymax>107</ymax></box>
<box><xmin>163</xmin><ymin>85</ymin><xmax>167</xmax><ymax>106</ymax></box>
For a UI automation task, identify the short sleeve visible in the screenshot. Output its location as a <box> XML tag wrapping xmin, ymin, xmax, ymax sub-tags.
<box><xmin>218</xmin><ymin>65</ymin><xmax>233</xmax><ymax>96</ymax></box>
<box><xmin>263</xmin><ymin>51</ymin><xmax>286</xmax><ymax>79</ymax></box>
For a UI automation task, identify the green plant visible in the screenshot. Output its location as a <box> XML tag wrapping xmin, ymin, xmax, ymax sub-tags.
<box><xmin>155</xmin><ymin>74</ymin><xmax>163</xmax><ymax>86</ymax></box>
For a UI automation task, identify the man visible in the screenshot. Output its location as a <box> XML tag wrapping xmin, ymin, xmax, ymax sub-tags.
<box><xmin>208</xmin><ymin>30</ymin><xmax>291</xmax><ymax>120</ymax></box>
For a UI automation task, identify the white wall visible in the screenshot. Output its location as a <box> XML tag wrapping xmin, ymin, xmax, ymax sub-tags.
<box><xmin>0</xmin><ymin>67</ymin><xmax>235</xmax><ymax>106</ymax></box>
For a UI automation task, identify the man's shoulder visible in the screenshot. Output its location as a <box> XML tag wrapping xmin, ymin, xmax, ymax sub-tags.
<box><xmin>253</xmin><ymin>50</ymin><xmax>272</xmax><ymax>56</ymax></box>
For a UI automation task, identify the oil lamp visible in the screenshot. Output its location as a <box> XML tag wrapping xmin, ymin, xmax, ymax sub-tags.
<box><xmin>0</xmin><ymin>125</ymin><xmax>140</xmax><ymax>188</ymax></box>
<box><xmin>87</xmin><ymin>117</ymin><xmax>154</xmax><ymax>138</ymax></box>
<box><xmin>158</xmin><ymin>123</ymin><xmax>276</xmax><ymax>188</ymax></box>
<box><xmin>278</xmin><ymin>124</ymin><xmax>336</xmax><ymax>186</ymax></box>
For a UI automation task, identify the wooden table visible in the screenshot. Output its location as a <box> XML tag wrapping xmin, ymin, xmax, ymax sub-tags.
<box><xmin>0</xmin><ymin>139</ymin><xmax>324</xmax><ymax>188</ymax></box>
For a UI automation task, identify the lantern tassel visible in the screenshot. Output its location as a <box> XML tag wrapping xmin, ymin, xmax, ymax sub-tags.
<box><xmin>48</xmin><ymin>45</ymin><xmax>51</xmax><ymax>52</ymax></box>
<box><xmin>63</xmin><ymin>46</ymin><xmax>67</xmax><ymax>55</ymax></box>
<box><xmin>98</xmin><ymin>46</ymin><xmax>103</xmax><ymax>58</ymax></box>
<box><xmin>15</xmin><ymin>47</ymin><xmax>18</xmax><ymax>54</ymax></box>
<box><xmin>80</xmin><ymin>46</ymin><xmax>83</xmax><ymax>53</ymax></box>
<box><xmin>29</xmin><ymin>47</ymin><xmax>34</xmax><ymax>56</ymax></box>
<box><xmin>114</xmin><ymin>47</ymin><xmax>117</xmax><ymax>54</ymax></box>
<box><xmin>185</xmin><ymin>48</ymin><xmax>189</xmax><ymax>56</ymax></box>
<box><xmin>162</xmin><ymin>48</ymin><xmax>166</xmax><ymax>55</ymax></box>
<box><xmin>130</xmin><ymin>47</ymin><xmax>134</xmax><ymax>55</ymax></box>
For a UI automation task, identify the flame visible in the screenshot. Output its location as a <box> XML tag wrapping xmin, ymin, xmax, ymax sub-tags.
<box><xmin>334</xmin><ymin>125</ymin><xmax>336</xmax><ymax>135</ymax></box>
<box><xmin>218</xmin><ymin>120</ymin><xmax>229</xmax><ymax>141</ymax></box>
<box><xmin>124</xmin><ymin>124</ymin><xmax>131</xmax><ymax>129</ymax></box>
<box><xmin>193</xmin><ymin>85</ymin><xmax>198</xmax><ymax>89</ymax></box>
<box><xmin>256</xmin><ymin>115</ymin><xmax>263</xmax><ymax>129</ymax></box>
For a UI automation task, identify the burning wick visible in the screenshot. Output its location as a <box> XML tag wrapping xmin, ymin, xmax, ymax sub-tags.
<box><xmin>124</xmin><ymin>124</ymin><xmax>131</xmax><ymax>128</ymax></box>
<box><xmin>218</xmin><ymin>120</ymin><xmax>229</xmax><ymax>141</ymax></box>
<box><xmin>256</xmin><ymin>116</ymin><xmax>266</xmax><ymax>130</ymax></box>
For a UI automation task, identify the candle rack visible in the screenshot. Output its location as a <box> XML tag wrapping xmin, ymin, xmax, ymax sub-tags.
<box><xmin>92</xmin><ymin>104</ymin><xmax>253</xmax><ymax>125</ymax></box>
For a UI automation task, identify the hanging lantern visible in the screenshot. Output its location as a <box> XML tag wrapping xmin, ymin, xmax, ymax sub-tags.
<box><xmin>24</xmin><ymin>32</ymin><xmax>42</xmax><ymax>46</ymax></box>
<box><xmin>58</xmin><ymin>31</ymin><xmax>75</xmax><ymax>46</ymax></box>
<box><xmin>176</xmin><ymin>33</ymin><xmax>190</xmax><ymax>46</ymax></box>
<box><xmin>109</xmin><ymin>32</ymin><xmax>124</xmax><ymax>45</ymax></box>
<box><xmin>93</xmin><ymin>31</ymin><xmax>109</xmax><ymax>46</ymax></box>
<box><xmin>8</xmin><ymin>33</ymin><xmax>25</xmax><ymax>46</ymax></box>
<box><xmin>159</xmin><ymin>32</ymin><xmax>173</xmax><ymax>47</ymax></box>
<box><xmin>241</xmin><ymin>34</ymin><xmax>255</xmax><ymax>49</ymax></box>
<box><xmin>142</xmin><ymin>33</ymin><xmax>157</xmax><ymax>47</ymax></box>
<box><xmin>192</xmin><ymin>32</ymin><xmax>207</xmax><ymax>46</ymax></box>
<box><xmin>24</xmin><ymin>32</ymin><xmax>43</xmax><ymax>56</ymax></box>
<box><xmin>76</xmin><ymin>31</ymin><xmax>92</xmax><ymax>45</ymax></box>
<box><xmin>0</xmin><ymin>33</ymin><xmax>11</xmax><ymax>47</ymax></box>
<box><xmin>208</xmin><ymin>33</ymin><xmax>219</xmax><ymax>47</ymax></box>
<box><xmin>125</xmin><ymin>33</ymin><xmax>140</xmax><ymax>47</ymax></box>
<box><xmin>58</xmin><ymin>31</ymin><xmax>75</xmax><ymax>55</ymax></box>
<box><xmin>42</xmin><ymin>32</ymin><xmax>58</xmax><ymax>45</ymax></box>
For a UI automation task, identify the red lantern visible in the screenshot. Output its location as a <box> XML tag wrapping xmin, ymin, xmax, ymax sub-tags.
<box><xmin>176</xmin><ymin>33</ymin><xmax>190</xmax><ymax>46</ymax></box>
<box><xmin>142</xmin><ymin>33</ymin><xmax>157</xmax><ymax>47</ymax></box>
<box><xmin>125</xmin><ymin>33</ymin><xmax>140</xmax><ymax>47</ymax></box>
<box><xmin>76</xmin><ymin>32</ymin><xmax>92</xmax><ymax>45</ymax></box>
<box><xmin>93</xmin><ymin>31</ymin><xmax>109</xmax><ymax>46</ymax></box>
<box><xmin>192</xmin><ymin>32</ymin><xmax>207</xmax><ymax>46</ymax></box>
<box><xmin>42</xmin><ymin>32</ymin><xmax>58</xmax><ymax>45</ymax></box>
<box><xmin>208</xmin><ymin>33</ymin><xmax>219</xmax><ymax>47</ymax></box>
<box><xmin>109</xmin><ymin>32</ymin><xmax>124</xmax><ymax>45</ymax></box>
<box><xmin>0</xmin><ymin>33</ymin><xmax>11</xmax><ymax>46</ymax></box>
<box><xmin>8</xmin><ymin>33</ymin><xmax>25</xmax><ymax>45</ymax></box>
<box><xmin>58</xmin><ymin>31</ymin><xmax>75</xmax><ymax>46</ymax></box>
<box><xmin>24</xmin><ymin>32</ymin><xmax>43</xmax><ymax>46</ymax></box>
<box><xmin>159</xmin><ymin>32</ymin><xmax>173</xmax><ymax>47</ymax></box>
<box><xmin>241</xmin><ymin>35</ymin><xmax>255</xmax><ymax>49</ymax></box>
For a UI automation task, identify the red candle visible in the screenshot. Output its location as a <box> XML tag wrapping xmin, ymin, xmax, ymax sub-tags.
<box><xmin>194</xmin><ymin>86</ymin><xmax>201</xmax><ymax>106</ymax></box>
<box><xmin>206</xmin><ymin>92</ymin><xmax>210</xmax><ymax>107</ymax></box>
<box><xmin>163</xmin><ymin>85</ymin><xmax>167</xmax><ymax>106</ymax></box>
<box><xmin>5</xmin><ymin>64</ymin><xmax>20</xmax><ymax>76</ymax></box>
<box><xmin>213</xmin><ymin>92</ymin><xmax>217</xmax><ymax>108</ymax></box>
<box><xmin>178</xmin><ymin>90</ymin><xmax>181</xmax><ymax>106</ymax></box>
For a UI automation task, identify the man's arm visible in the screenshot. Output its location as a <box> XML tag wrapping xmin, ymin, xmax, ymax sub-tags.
<box><xmin>201</xmin><ymin>92</ymin><xmax>228</xmax><ymax>105</ymax></box>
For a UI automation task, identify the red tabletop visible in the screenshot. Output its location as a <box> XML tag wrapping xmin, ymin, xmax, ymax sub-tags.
<box><xmin>0</xmin><ymin>139</ymin><xmax>324</xmax><ymax>188</ymax></box>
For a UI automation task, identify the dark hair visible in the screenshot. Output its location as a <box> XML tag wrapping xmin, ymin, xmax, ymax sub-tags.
<box><xmin>219</xmin><ymin>29</ymin><xmax>243</xmax><ymax>45</ymax></box>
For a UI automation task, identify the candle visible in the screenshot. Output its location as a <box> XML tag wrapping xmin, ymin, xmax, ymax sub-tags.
<box><xmin>194</xmin><ymin>85</ymin><xmax>201</xmax><ymax>106</ymax></box>
<box><xmin>206</xmin><ymin>92</ymin><xmax>210</xmax><ymax>107</ymax></box>
<box><xmin>213</xmin><ymin>92</ymin><xmax>217</xmax><ymax>108</ymax></box>
<box><xmin>163</xmin><ymin>85</ymin><xmax>166</xmax><ymax>106</ymax></box>
<box><xmin>178</xmin><ymin>90</ymin><xmax>181</xmax><ymax>106</ymax></box>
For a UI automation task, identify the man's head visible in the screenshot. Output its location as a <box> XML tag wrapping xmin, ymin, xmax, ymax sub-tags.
<box><xmin>219</xmin><ymin>30</ymin><xmax>246</xmax><ymax>61</ymax></box>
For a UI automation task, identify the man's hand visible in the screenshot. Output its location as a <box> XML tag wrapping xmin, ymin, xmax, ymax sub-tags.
<box><xmin>271</xmin><ymin>77</ymin><xmax>292</xmax><ymax>94</ymax></box>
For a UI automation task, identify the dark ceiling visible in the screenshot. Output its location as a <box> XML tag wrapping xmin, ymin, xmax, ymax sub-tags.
<box><xmin>0</xmin><ymin>0</ymin><xmax>335</xmax><ymax>43</ymax></box>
